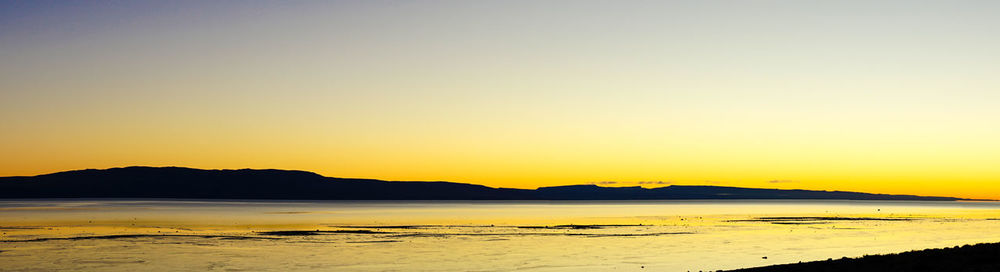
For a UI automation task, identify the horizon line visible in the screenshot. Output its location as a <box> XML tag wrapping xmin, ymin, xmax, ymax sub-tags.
<box><xmin>4</xmin><ymin>165</ymin><xmax>991</xmax><ymax>201</ymax></box>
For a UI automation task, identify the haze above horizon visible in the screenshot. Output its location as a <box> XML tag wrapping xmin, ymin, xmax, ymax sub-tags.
<box><xmin>2</xmin><ymin>1</ymin><xmax>1000</xmax><ymax>199</ymax></box>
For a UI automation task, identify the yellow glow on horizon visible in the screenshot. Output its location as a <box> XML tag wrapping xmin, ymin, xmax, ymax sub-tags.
<box><xmin>3</xmin><ymin>1</ymin><xmax>1000</xmax><ymax>200</ymax></box>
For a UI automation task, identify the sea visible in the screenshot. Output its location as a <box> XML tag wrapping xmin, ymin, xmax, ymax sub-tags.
<box><xmin>2</xmin><ymin>200</ymin><xmax>1000</xmax><ymax>271</ymax></box>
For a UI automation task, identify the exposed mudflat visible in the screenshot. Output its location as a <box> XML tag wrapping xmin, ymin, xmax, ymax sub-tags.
<box><xmin>3</xmin><ymin>200</ymin><xmax>1000</xmax><ymax>271</ymax></box>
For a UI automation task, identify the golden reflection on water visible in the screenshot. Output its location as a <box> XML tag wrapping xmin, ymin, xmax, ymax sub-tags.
<box><xmin>2</xmin><ymin>200</ymin><xmax>1000</xmax><ymax>271</ymax></box>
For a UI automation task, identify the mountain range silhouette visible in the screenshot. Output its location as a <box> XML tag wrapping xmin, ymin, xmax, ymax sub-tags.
<box><xmin>0</xmin><ymin>166</ymin><xmax>966</xmax><ymax>200</ymax></box>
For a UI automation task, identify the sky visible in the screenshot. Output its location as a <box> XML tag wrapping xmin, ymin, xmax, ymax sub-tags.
<box><xmin>2</xmin><ymin>1</ymin><xmax>1000</xmax><ymax>199</ymax></box>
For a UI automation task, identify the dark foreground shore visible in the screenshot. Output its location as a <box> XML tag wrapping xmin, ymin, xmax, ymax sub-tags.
<box><xmin>725</xmin><ymin>242</ymin><xmax>1000</xmax><ymax>272</ymax></box>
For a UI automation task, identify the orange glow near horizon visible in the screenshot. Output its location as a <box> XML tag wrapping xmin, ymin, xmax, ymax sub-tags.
<box><xmin>2</xmin><ymin>1</ymin><xmax>1000</xmax><ymax>200</ymax></box>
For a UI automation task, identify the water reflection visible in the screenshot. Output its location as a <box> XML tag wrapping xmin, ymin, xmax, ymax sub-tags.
<box><xmin>2</xmin><ymin>200</ymin><xmax>999</xmax><ymax>271</ymax></box>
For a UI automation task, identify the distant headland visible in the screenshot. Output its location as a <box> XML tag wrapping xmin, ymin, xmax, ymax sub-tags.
<box><xmin>0</xmin><ymin>166</ymin><xmax>973</xmax><ymax>201</ymax></box>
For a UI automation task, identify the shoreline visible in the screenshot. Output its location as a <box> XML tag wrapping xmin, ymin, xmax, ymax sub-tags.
<box><xmin>724</xmin><ymin>242</ymin><xmax>1000</xmax><ymax>272</ymax></box>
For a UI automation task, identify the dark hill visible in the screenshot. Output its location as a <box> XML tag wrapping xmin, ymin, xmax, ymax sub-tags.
<box><xmin>0</xmin><ymin>166</ymin><xmax>966</xmax><ymax>201</ymax></box>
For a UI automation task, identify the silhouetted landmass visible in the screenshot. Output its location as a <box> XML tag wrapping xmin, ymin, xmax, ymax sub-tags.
<box><xmin>0</xmin><ymin>166</ymin><xmax>968</xmax><ymax>201</ymax></box>
<box><xmin>724</xmin><ymin>242</ymin><xmax>1000</xmax><ymax>272</ymax></box>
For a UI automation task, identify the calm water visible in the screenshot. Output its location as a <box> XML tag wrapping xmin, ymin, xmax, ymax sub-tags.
<box><xmin>2</xmin><ymin>200</ymin><xmax>1000</xmax><ymax>271</ymax></box>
